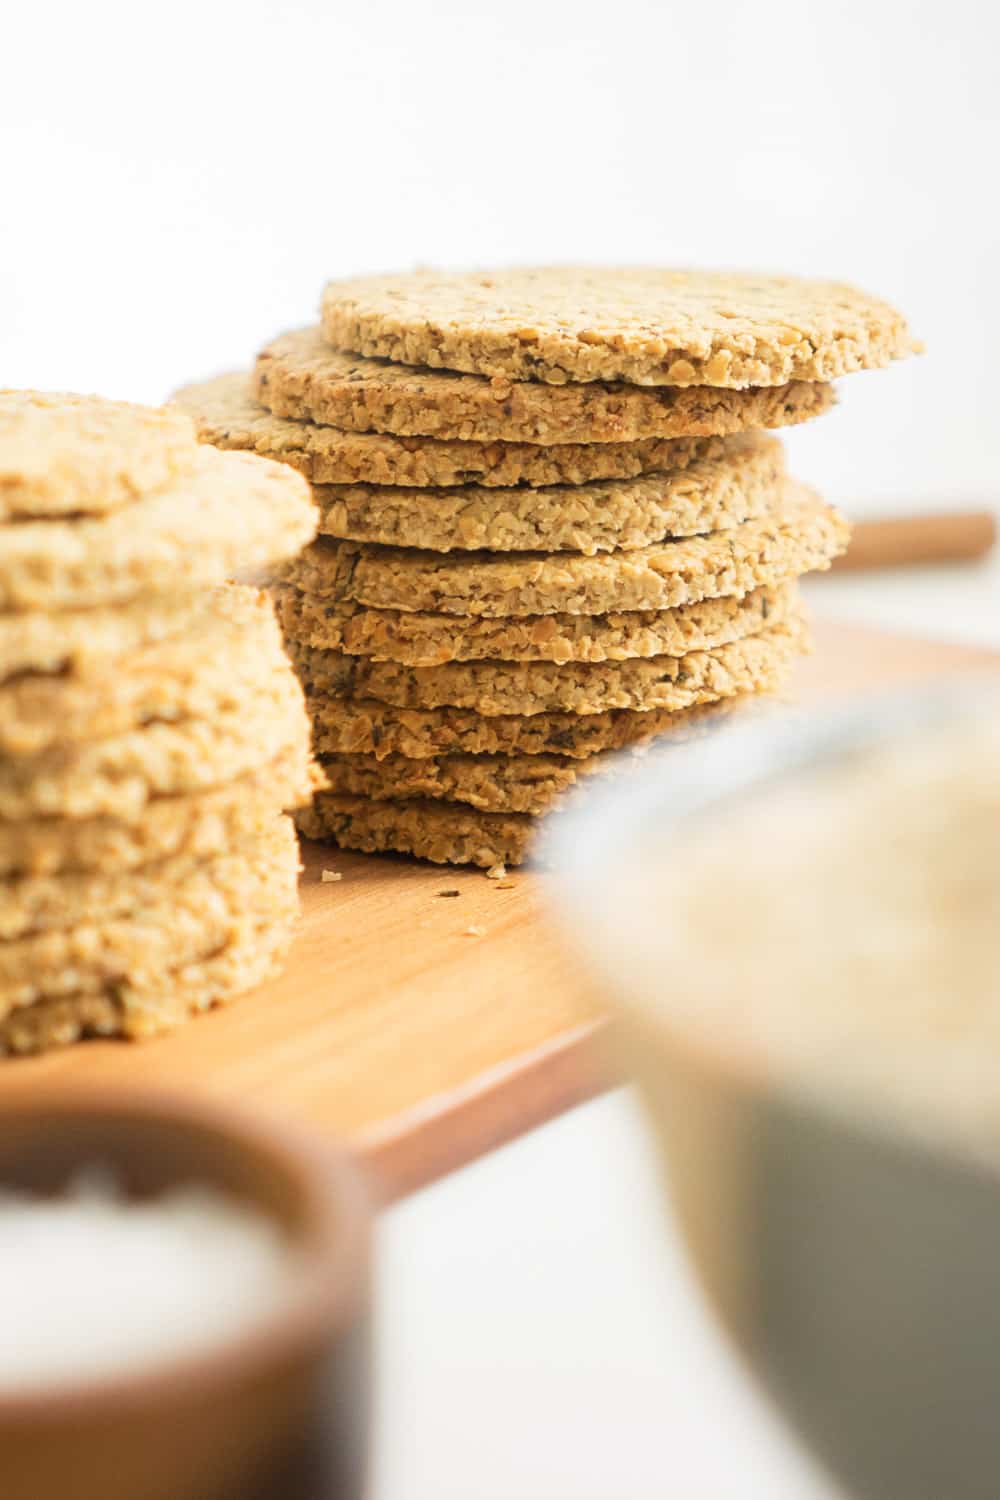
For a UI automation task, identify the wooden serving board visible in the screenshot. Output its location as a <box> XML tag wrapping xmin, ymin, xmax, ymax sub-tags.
<box><xmin>5</xmin><ymin>619</ymin><xmax>999</xmax><ymax>1200</ymax></box>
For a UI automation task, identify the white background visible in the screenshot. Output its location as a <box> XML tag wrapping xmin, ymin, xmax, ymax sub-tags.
<box><xmin>4</xmin><ymin>3</ymin><xmax>999</xmax><ymax>1495</ymax></box>
<box><xmin>4</xmin><ymin>0</ymin><xmax>998</xmax><ymax>514</ymax></box>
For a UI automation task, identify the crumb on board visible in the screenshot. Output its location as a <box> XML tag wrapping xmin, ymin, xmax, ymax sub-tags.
<box><xmin>493</xmin><ymin>882</ymin><xmax>516</xmax><ymax>890</ymax></box>
<box><xmin>436</xmin><ymin>889</ymin><xmax>461</xmax><ymax>898</ymax></box>
<box><xmin>485</xmin><ymin>862</ymin><xmax>507</xmax><ymax>881</ymax></box>
<box><xmin>320</xmin><ymin>869</ymin><xmax>343</xmax><ymax>883</ymax></box>
<box><xmin>464</xmin><ymin>924</ymin><xmax>486</xmax><ymax>937</ymax></box>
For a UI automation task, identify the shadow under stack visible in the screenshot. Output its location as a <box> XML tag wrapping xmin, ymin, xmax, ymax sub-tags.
<box><xmin>175</xmin><ymin>266</ymin><xmax>917</xmax><ymax>868</ymax></box>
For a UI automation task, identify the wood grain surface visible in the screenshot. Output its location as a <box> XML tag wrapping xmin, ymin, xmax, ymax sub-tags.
<box><xmin>4</xmin><ymin>619</ymin><xmax>999</xmax><ymax>1199</ymax></box>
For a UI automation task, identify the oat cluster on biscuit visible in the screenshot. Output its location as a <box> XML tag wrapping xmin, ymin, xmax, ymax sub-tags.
<box><xmin>179</xmin><ymin>265</ymin><xmax>914</xmax><ymax>866</ymax></box>
<box><xmin>0</xmin><ymin>391</ymin><xmax>319</xmax><ymax>1054</ymax></box>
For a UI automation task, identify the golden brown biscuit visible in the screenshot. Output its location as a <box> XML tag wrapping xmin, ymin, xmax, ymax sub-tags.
<box><xmin>316</xmin><ymin>703</ymin><xmax>742</xmax><ymax>814</ymax></box>
<box><xmin>0</xmin><ymin>819</ymin><xmax>299</xmax><ymax>1015</ymax></box>
<box><xmin>275</xmin><ymin>581</ymin><xmax>792</xmax><ymax>666</ymax></box>
<box><xmin>0</xmin><ymin>593</ymin><xmax>211</xmax><ymax>681</ymax></box>
<box><xmin>0</xmin><ymin>748</ymin><xmax>317</xmax><ymax>877</ymax></box>
<box><xmin>306</xmin><ymin>614</ymin><xmax>807</xmax><ymax>760</ymax></box>
<box><xmin>320</xmin><ymin>266</ymin><xmax>917</xmax><ymax>387</ymax></box>
<box><xmin>0</xmin><ymin>446</ymin><xmax>317</xmax><ymax>612</ymax></box>
<box><xmin>0</xmin><ymin>670</ymin><xmax>309</xmax><ymax>821</ymax></box>
<box><xmin>290</xmin><ymin>600</ymin><xmax>803</xmax><ymax>717</ymax></box>
<box><xmin>311</xmin><ymin>432</ymin><xmax>783</xmax><ymax>554</ymax></box>
<box><xmin>0</xmin><ymin>866</ymin><xmax>299</xmax><ymax>1053</ymax></box>
<box><xmin>281</xmin><ymin>484</ymin><xmax>848</xmax><ymax>618</ymax></box>
<box><xmin>0</xmin><ymin>390</ymin><xmax>198</xmax><ymax>518</ymax></box>
<box><xmin>297</xmin><ymin>793</ymin><xmax>533</xmax><ymax>870</ymax></box>
<box><xmin>0</xmin><ymin>586</ymin><xmax>287</xmax><ymax>755</ymax></box>
<box><xmin>174</xmin><ymin>372</ymin><xmax>729</xmax><ymax>488</ymax></box>
<box><xmin>254</xmin><ymin>325</ymin><xmax>836</xmax><ymax>443</ymax></box>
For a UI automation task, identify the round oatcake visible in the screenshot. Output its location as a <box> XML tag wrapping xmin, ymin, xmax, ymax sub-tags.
<box><xmin>311</xmin><ymin>432</ymin><xmax>784</xmax><ymax>554</ymax></box>
<box><xmin>320</xmin><ymin>266</ymin><xmax>918</xmax><ymax>387</ymax></box>
<box><xmin>281</xmin><ymin>484</ymin><xmax>849</xmax><ymax>619</ymax></box>
<box><xmin>291</xmin><ymin>606</ymin><xmax>805</xmax><ymax>719</ymax></box>
<box><xmin>0</xmin><ymin>669</ymin><xmax>309</xmax><ymax>822</ymax></box>
<box><xmin>305</xmin><ymin>614</ymin><xmax>807</xmax><ymax>761</ymax></box>
<box><xmin>0</xmin><ymin>917</ymin><xmax>296</xmax><ymax>1053</ymax></box>
<box><xmin>0</xmin><ymin>390</ymin><xmax>199</xmax><ymax>519</ymax></box>
<box><xmin>274</xmin><ymin>581</ymin><xmax>793</xmax><ymax>667</ymax></box>
<box><xmin>0</xmin><ymin>819</ymin><xmax>299</xmax><ymax>1015</ymax></box>
<box><xmin>297</xmin><ymin>793</ymin><xmax>534</xmax><ymax>870</ymax></box>
<box><xmin>0</xmin><ymin>592</ymin><xmax>213</xmax><ymax>681</ymax></box>
<box><xmin>0</xmin><ymin>747</ymin><xmax>317</xmax><ymax>878</ymax></box>
<box><xmin>0</xmin><ymin>446</ymin><xmax>317</xmax><ymax>612</ymax></box>
<box><xmin>0</xmin><ymin>834</ymin><xmax>300</xmax><ymax>1052</ymax></box>
<box><xmin>0</xmin><ymin>586</ymin><xmax>289</xmax><ymax>756</ymax></box>
<box><xmin>174</xmin><ymin>372</ymin><xmax>731</xmax><ymax>489</ymax></box>
<box><xmin>254</xmin><ymin>325</ymin><xmax>836</xmax><ymax>444</ymax></box>
<box><xmin>316</xmin><ymin>700</ymin><xmax>745</xmax><ymax>817</ymax></box>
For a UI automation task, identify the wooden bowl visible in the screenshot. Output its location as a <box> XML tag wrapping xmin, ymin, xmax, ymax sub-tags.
<box><xmin>0</xmin><ymin>1089</ymin><xmax>371</xmax><ymax>1500</ymax></box>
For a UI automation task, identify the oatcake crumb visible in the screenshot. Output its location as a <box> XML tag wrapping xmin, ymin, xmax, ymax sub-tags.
<box><xmin>320</xmin><ymin>868</ymin><xmax>342</xmax><ymax>882</ymax></box>
<box><xmin>464</xmin><ymin>924</ymin><xmax>485</xmax><ymax>937</ymax></box>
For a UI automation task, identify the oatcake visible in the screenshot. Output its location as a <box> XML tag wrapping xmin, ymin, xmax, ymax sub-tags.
<box><xmin>0</xmin><ymin>391</ymin><xmax>198</xmax><ymax>518</ymax></box>
<box><xmin>290</xmin><ymin>603</ymin><xmax>803</xmax><ymax>718</ymax></box>
<box><xmin>0</xmin><ymin>818</ymin><xmax>299</xmax><ymax>1015</ymax></box>
<box><xmin>0</xmin><ymin>446</ymin><xmax>316</xmax><ymax>612</ymax></box>
<box><xmin>320</xmin><ymin>266</ymin><xmax>917</xmax><ymax>387</ymax></box>
<box><xmin>254</xmin><ymin>325</ymin><xmax>836</xmax><ymax>444</ymax></box>
<box><xmin>275</xmin><ymin>581</ymin><xmax>792</xmax><ymax>667</ymax></box>
<box><xmin>316</xmin><ymin>710</ymin><xmax>735</xmax><ymax>814</ymax></box>
<box><xmin>0</xmin><ymin>586</ymin><xmax>287</xmax><ymax>756</ymax></box>
<box><xmin>0</xmin><ymin>671</ymin><xmax>308</xmax><ymax>821</ymax></box>
<box><xmin>281</xmin><ymin>485</ymin><xmax>847</xmax><ymax>618</ymax></box>
<box><xmin>298</xmin><ymin>793</ymin><xmax>533</xmax><ymax>870</ymax></box>
<box><xmin>174</xmin><ymin>372</ymin><xmax>732</xmax><ymax>489</ymax></box>
<box><xmin>0</xmin><ymin>747</ymin><xmax>317</xmax><ymax>877</ymax></box>
<box><xmin>312</xmin><ymin>432</ymin><xmax>784</xmax><ymax>554</ymax></box>
<box><xmin>0</xmin><ymin>820</ymin><xmax>305</xmax><ymax>942</ymax></box>
<box><xmin>306</xmin><ymin>615</ymin><xmax>805</xmax><ymax>760</ymax></box>
<box><xmin>0</xmin><ymin>850</ymin><xmax>299</xmax><ymax>1052</ymax></box>
<box><xmin>0</xmin><ymin>592</ymin><xmax>211</xmax><ymax>681</ymax></box>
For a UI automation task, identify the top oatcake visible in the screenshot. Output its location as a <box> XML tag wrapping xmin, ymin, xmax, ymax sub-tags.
<box><xmin>0</xmin><ymin>390</ymin><xmax>199</xmax><ymax>519</ymax></box>
<box><xmin>254</xmin><ymin>326</ymin><xmax>836</xmax><ymax>444</ymax></box>
<box><xmin>320</xmin><ymin>266</ymin><xmax>918</xmax><ymax>388</ymax></box>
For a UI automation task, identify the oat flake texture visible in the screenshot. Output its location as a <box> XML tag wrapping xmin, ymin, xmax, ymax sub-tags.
<box><xmin>254</xmin><ymin>325</ymin><xmax>837</xmax><ymax>443</ymax></box>
<box><xmin>174</xmin><ymin>371</ymin><xmax>726</xmax><ymax>489</ymax></box>
<box><xmin>320</xmin><ymin>266</ymin><xmax>918</xmax><ymax>388</ymax></box>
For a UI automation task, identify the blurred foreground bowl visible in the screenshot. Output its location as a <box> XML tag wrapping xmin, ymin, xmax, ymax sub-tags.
<box><xmin>550</xmin><ymin>686</ymin><xmax>1000</xmax><ymax>1500</ymax></box>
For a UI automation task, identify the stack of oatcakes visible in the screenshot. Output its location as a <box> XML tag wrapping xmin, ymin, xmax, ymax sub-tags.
<box><xmin>0</xmin><ymin>390</ymin><xmax>318</xmax><ymax>1054</ymax></box>
<box><xmin>174</xmin><ymin>267</ymin><xmax>916</xmax><ymax>870</ymax></box>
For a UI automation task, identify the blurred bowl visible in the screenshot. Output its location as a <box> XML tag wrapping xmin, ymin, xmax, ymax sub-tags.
<box><xmin>549</xmin><ymin>686</ymin><xmax>1000</xmax><ymax>1500</ymax></box>
<box><xmin>0</xmin><ymin>1089</ymin><xmax>371</xmax><ymax>1500</ymax></box>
